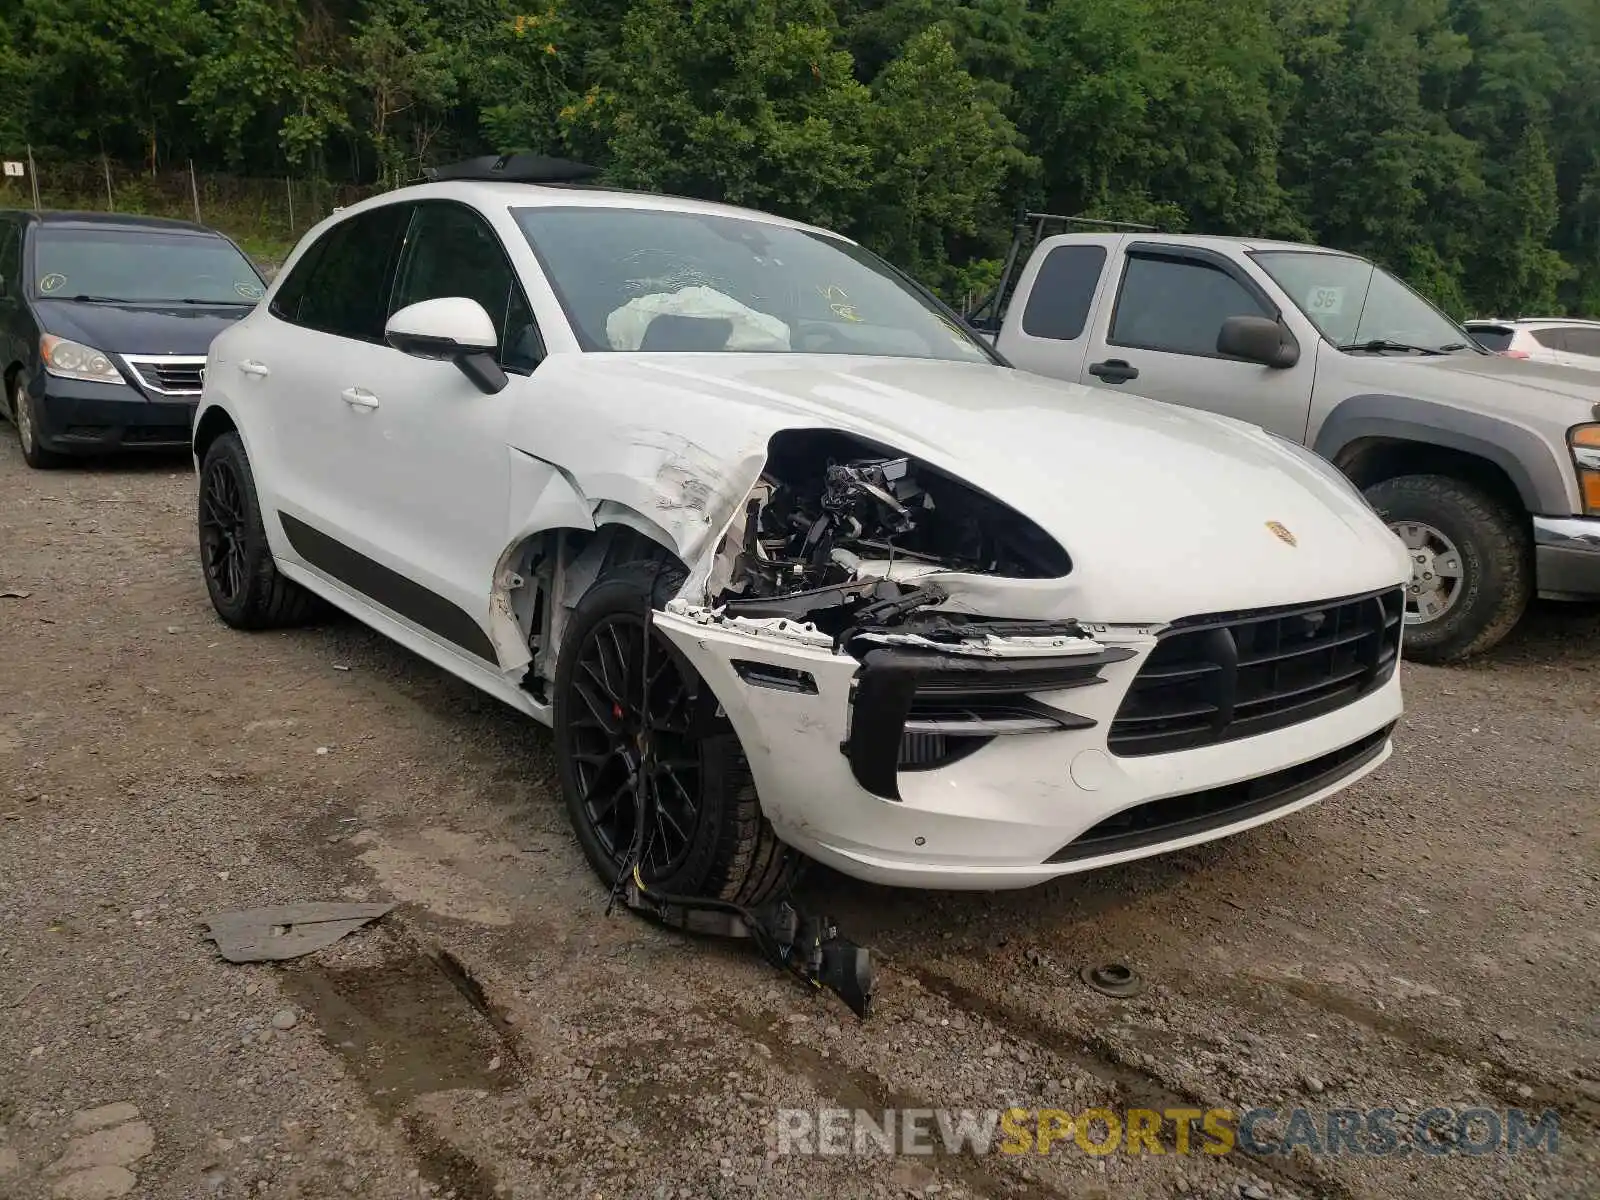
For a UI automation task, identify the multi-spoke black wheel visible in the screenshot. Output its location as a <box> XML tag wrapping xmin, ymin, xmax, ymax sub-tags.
<box><xmin>197</xmin><ymin>432</ymin><xmax>319</xmax><ymax>629</ymax></box>
<box><xmin>564</xmin><ymin>609</ymin><xmax>705</xmax><ymax>880</ymax></box>
<box><xmin>201</xmin><ymin>455</ymin><xmax>249</xmax><ymax>606</ymax></box>
<box><xmin>553</xmin><ymin>561</ymin><xmax>800</xmax><ymax>903</ymax></box>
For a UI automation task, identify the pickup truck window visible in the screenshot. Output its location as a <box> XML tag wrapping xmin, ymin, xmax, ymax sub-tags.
<box><xmin>1109</xmin><ymin>255</ymin><xmax>1269</xmax><ymax>356</ymax></box>
<box><xmin>1021</xmin><ymin>245</ymin><xmax>1105</xmax><ymax>340</ymax></box>
<box><xmin>1253</xmin><ymin>251</ymin><xmax>1471</xmax><ymax>354</ymax></box>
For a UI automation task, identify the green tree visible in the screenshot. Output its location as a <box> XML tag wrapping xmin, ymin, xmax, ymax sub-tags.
<box><xmin>856</xmin><ymin>28</ymin><xmax>1035</xmax><ymax>294</ymax></box>
<box><xmin>561</xmin><ymin>0</ymin><xmax>876</xmax><ymax>230</ymax></box>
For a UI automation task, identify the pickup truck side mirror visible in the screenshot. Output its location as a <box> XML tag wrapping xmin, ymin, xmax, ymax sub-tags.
<box><xmin>1217</xmin><ymin>315</ymin><xmax>1299</xmax><ymax>369</ymax></box>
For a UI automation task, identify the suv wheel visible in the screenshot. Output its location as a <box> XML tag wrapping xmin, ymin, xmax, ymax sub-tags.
<box><xmin>12</xmin><ymin>376</ymin><xmax>65</xmax><ymax>469</ymax></box>
<box><xmin>1364</xmin><ymin>474</ymin><xmax>1530</xmax><ymax>663</ymax></box>
<box><xmin>198</xmin><ymin>432</ymin><xmax>320</xmax><ymax>629</ymax></box>
<box><xmin>552</xmin><ymin>560</ymin><xmax>799</xmax><ymax>905</ymax></box>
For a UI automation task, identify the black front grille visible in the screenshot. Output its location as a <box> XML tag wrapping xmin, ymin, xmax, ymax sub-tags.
<box><xmin>1108</xmin><ymin>588</ymin><xmax>1402</xmax><ymax>757</ymax></box>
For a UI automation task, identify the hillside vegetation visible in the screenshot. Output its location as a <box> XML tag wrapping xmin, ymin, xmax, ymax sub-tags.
<box><xmin>3</xmin><ymin>0</ymin><xmax>1598</xmax><ymax>313</ymax></box>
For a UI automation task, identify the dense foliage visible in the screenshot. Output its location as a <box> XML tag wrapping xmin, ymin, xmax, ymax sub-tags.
<box><xmin>3</xmin><ymin>0</ymin><xmax>1599</xmax><ymax>313</ymax></box>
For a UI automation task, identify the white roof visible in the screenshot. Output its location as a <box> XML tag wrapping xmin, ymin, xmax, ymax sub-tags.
<box><xmin>342</xmin><ymin>178</ymin><xmax>848</xmax><ymax>242</ymax></box>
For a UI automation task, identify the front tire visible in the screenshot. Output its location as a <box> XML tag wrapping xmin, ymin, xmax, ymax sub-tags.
<box><xmin>1364</xmin><ymin>473</ymin><xmax>1530</xmax><ymax>663</ymax></box>
<box><xmin>198</xmin><ymin>432</ymin><xmax>319</xmax><ymax>629</ymax></box>
<box><xmin>12</xmin><ymin>377</ymin><xmax>65</xmax><ymax>470</ymax></box>
<box><xmin>552</xmin><ymin>561</ymin><xmax>798</xmax><ymax>905</ymax></box>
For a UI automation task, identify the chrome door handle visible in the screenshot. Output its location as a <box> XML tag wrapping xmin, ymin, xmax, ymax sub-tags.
<box><xmin>340</xmin><ymin>387</ymin><xmax>380</xmax><ymax>411</ymax></box>
<box><xmin>239</xmin><ymin>359</ymin><xmax>271</xmax><ymax>378</ymax></box>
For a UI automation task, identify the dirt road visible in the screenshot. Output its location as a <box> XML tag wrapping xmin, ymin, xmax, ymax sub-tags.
<box><xmin>1</xmin><ymin>434</ymin><xmax>1597</xmax><ymax>1200</ymax></box>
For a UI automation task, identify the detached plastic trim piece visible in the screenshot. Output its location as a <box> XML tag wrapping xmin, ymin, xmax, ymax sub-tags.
<box><xmin>843</xmin><ymin>643</ymin><xmax>1135</xmax><ymax>800</ymax></box>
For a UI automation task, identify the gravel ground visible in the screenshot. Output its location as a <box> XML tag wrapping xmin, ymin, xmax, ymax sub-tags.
<box><xmin>1</xmin><ymin>433</ymin><xmax>1596</xmax><ymax>1200</ymax></box>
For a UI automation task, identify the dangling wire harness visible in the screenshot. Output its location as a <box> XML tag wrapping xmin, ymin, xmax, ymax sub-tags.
<box><xmin>599</xmin><ymin>594</ymin><xmax>877</xmax><ymax>1020</ymax></box>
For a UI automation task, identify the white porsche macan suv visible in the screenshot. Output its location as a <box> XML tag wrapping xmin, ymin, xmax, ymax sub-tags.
<box><xmin>191</xmin><ymin>155</ymin><xmax>1411</xmax><ymax>903</ymax></box>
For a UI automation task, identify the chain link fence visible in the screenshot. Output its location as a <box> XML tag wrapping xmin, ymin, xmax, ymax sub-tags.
<box><xmin>0</xmin><ymin>154</ymin><xmax>383</xmax><ymax>271</ymax></box>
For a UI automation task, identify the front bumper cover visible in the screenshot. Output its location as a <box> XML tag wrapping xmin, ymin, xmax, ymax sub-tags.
<box><xmin>1533</xmin><ymin>516</ymin><xmax>1600</xmax><ymax>600</ymax></box>
<box><xmin>28</xmin><ymin>373</ymin><xmax>195</xmax><ymax>453</ymax></box>
<box><xmin>653</xmin><ymin>603</ymin><xmax>1403</xmax><ymax>891</ymax></box>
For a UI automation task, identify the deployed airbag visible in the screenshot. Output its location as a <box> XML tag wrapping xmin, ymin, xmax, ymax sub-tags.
<box><xmin>607</xmin><ymin>286</ymin><xmax>791</xmax><ymax>352</ymax></box>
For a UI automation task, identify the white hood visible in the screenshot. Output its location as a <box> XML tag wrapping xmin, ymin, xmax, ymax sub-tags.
<box><xmin>525</xmin><ymin>355</ymin><xmax>1411</xmax><ymax>624</ymax></box>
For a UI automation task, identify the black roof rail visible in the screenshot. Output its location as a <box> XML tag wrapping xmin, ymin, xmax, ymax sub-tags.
<box><xmin>420</xmin><ymin>154</ymin><xmax>602</xmax><ymax>185</ymax></box>
<box><xmin>965</xmin><ymin>209</ymin><xmax>1160</xmax><ymax>328</ymax></box>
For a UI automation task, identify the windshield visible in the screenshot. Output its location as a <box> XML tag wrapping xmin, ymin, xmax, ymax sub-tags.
<box><xmin>32</xmin><ymin>227</ymin><xmax>266</xmax><ymax>305</ymax></box>
<box><xmin>512</xmin><ymin>206</ymin><xmax>995</xmax><ymax>363</ymax></box>
<box><xmin>1252</xmin><ymin>250</ymin><xmax>1473</xmax><ymax>354</ymax></box>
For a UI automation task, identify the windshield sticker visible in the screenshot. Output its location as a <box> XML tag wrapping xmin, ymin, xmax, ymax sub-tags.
<box><xmin>235</xmin><ymin>281</ymin><xmax>264</xmax><ymax>300</ymax></box>
<box><xmin>1305</xmin><ymin>285</ymin><xmax>1344</xmax><ymax>315</ymax></box>
<box><xmin>818</xmin><ymin>284</ymin><xmax>864</xmax><ymax>323</ymax></box>
<box><xmin>38</xmin><ymin>273</ymin><xmax>65</xmax><ymax>294</ymax></box>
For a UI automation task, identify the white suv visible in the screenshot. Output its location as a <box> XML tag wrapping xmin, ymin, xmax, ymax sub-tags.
<box><xmin>1465</xmin><ymin>317</ymin><xmax>1600</xmax><ymax>371</ymax></box>
<box><xmin>191</xmin><ymin>155</ymin><xmax>1410</xmax><ymax>903</ymax></box>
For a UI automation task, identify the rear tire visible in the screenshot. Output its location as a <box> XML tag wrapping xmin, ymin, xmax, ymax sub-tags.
<box><xmin>552</xmin><ymin>560</ymin><xmax>800</xmax><ymax>905</ymax></box>
<box><xmin>198</xmin><ymin>432</ymin><xmax>320</xmax><ymax>629</ymax></box>
<box><xmin>1364</xmin><ymin>473</ymin><xmax>1530</xmax><ymax>663</ymax></box>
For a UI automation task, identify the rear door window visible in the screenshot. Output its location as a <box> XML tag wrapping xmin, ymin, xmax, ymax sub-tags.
<box><xmin>1020</xmin><ymin>245</ymin><xmax>1106</xmax><ymax>341</ymax></box>
<box><xmin>272</xmin><ymin>204</ymin><xmax>409</xmax><ymax>342</ymax></box>
<box><xmin>1110</xmin><ymin>254</ymin><xmax>1271</xmax><ymax>357</ymax></box>
<box><xmin>1530</xmin><ymin>327</ymin><xmax>1569</xmax><ymax>351</ymax></box>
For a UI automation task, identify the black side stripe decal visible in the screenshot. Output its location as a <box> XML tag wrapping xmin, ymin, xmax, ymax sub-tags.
<box><xmin>277</xmin><ymin>511</ymin><xmax>499</xmax><ymax>665</ymax></box>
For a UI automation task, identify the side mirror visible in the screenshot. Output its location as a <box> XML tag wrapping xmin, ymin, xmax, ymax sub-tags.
<box><xmin>385</xmin><ymin>297</ymin><xmax>508</xmax><ymax>395</ymax></box>
<box><xmin>1217</xmin><ymin>315</ymin><xmax>1299</xmax><ymax>369</ymax></box>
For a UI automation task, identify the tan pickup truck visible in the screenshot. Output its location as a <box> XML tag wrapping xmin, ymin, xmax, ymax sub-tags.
<box><xmin>968</xmin><ymin>216</ymin><xmax>1600</xmax><ymax>662</ymax></box>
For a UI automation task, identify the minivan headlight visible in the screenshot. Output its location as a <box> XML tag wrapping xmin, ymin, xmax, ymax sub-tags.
<box><xmin>40</xmin><ymin>335</ymin><xmax>125</xmax><ymax>385</ymax></box>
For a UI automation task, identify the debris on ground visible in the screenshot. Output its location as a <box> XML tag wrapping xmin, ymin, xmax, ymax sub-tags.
<box><xmin>200</xmin><ymin>902</ymin><xmax>394</xmax><ymax>963</ymax></box>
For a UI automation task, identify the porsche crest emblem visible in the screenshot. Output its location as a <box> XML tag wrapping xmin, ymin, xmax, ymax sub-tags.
<box><xmin>1266</xmin><ymin>520</ymin><xmax>1297</xmax><ymax>547</ymax></box>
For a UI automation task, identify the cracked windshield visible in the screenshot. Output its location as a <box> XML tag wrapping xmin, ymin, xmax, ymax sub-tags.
<box><xmin>513</xmin><ymin>206</ymin><xmax>993</xmax><ymax>362</ymax></box>
<box><xmin>1254</xmin><ymin>250</ymin><xmax>1473</xmax><ymax>355</ymax></box>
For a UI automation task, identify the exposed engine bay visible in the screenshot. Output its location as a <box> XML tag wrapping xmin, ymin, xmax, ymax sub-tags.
<box><xmin>709</xmin><ymin>430</ymin><xmax>1074</xmax><ymax>636</ymax></box>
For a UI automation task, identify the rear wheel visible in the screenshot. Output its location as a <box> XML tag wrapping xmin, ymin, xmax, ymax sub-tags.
<box><xmin>552</xmin><ymin>561</ymin><xmax>799</xmax><ymax>904</ymax></box>
<box><xmin>1364</xmin><ymin>473</ymin><xmax>1530</xmax><ymax>663</ymax></box>
<box><xmin>198</xmin><ymin>432</ymin><xmax>320</xmax><ymax>629</ymax></box>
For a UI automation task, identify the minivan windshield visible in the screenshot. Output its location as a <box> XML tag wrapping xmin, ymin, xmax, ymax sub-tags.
<box><xmin>512</xmin><ymin>206</ymin><xmax>996</xmax><ymax>363</ymax></box>
<box><xmin>1252</xmin><ymin>250</ymin><xmax>1476</xmax><ymax>355</ymax></box>
<box><xmin>32</xmin><ymin>227</ymin><xmax>266</xmax><ymax>305</ymax></box>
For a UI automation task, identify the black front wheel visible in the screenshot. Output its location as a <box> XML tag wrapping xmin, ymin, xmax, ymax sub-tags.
<box><xmin>12</xmin><ymin>377</ymin><xmax>65</xmax><ymax>469</ymax></box>
<box><xmin>552</xmin><ymin>561</ymin><xmax>799</xmax><ymax>904</ymax></box>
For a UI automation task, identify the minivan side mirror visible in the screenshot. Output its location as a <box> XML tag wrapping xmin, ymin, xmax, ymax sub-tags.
<box><xmin>385</xmin><ymin>296</ymin><xmax>508</xmax><ymax>395</ymax></box>
<box><xmin>1217</xmin><ymin>315</ymin><xmax>1299</xmax><ymax>369</ymax></box>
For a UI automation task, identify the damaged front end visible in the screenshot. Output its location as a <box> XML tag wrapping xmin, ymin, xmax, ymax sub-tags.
<box><xmin>666</xmin><ymin>430</ymin><xmax>1134</xmax><ymax>802</ymax></box>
